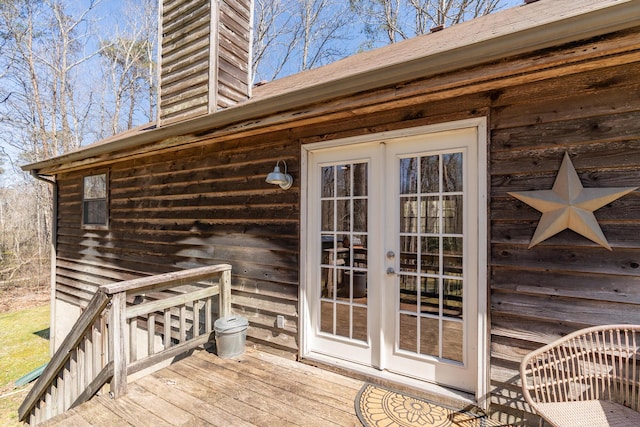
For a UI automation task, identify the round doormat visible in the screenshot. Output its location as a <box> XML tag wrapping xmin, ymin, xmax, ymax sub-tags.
<box><xmin>355</xmin><ymin>383</ymin><xmax>492</xmax><ymax>427</ymax></box>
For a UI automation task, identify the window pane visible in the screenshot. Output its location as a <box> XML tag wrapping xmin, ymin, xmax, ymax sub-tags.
<box><xmin>320</xmin><ymin>301</ymin><xmax>333</xmax><ymax>334</ymax></box>
<box><xmin>352</xmin><ymin>306</ymin><xmax>367</xmax><ymax>342</ymax></box>
<box><xmin>399</xmin><ymin>314</ymin><xmax>417</xmax><ymax>352</ymax></box>
<box><xmin>420</xmin><ymin>155</ymin><xmax>439</xmax><ymax>193</ymax></box>
<box><xmin>83</xmin><ymin>174</ymin><xmax>106</xmax><ymax>199</ymax></box>
<box><xmin>321</xmin><ymin>166</ymin><xmax>334</xmax><ymax>197</ymax></box>
<box><xmin>443</xmin><ymin>279</ymin><xmax>463</xmax><ymax>319</ymax></box>
<box><xmin>321</xmin><ymin>200</ymin><xmax>334</xmax><ymax>231</ymax></box>
<box><xmin>443</xmin><ymin>195</ymin><xmax>462</xmax><ymax>234</ymax></box>
<box><xmin>336</xmin><ymin>164</ymin><xmax>351</xmax><ymax>197</ymax></box>
<box><xmin>353</xmin><ymin>199</ymin><xmax>367</xmax><ymax>232</ymax></box>
<box><xmin>399</xmin><ymin>158</ymin><xmax>417</xmax><ymax>194</ymax></box>
<box><xmin>399</xmin><ymin>275</ymin><xmax>417</xmax><ymax>312</ymax></box>
<box><xmin>83</xmin><ymin>200</ymin><xmax>106</xmax><ymax>225</ymax></box>
<box><xmin>353</xmin><ymin>163</ymin><xmax>368</xmax><ymax>196</ymax></box>
<box><xmin>421</xmin><ymin>197</ymin><xmax>439</xmax><ymax>234</ymax></box>
<box><xmin>399</xmin><ymin>236</ymin><xmax>418</xmax><ymax>273</ymax></box>
<box><xmin>336</xmin><ymin>200</ymin><xmax>351</xmax><ymax>231</ymax></box>
<box><xmin>442</xmin><ymin>320</ymin><xmax>463</xmax><ymax>362</ymax></box>
<box><xmin>420</xmin><ymin>317</ymin><xmax>439</xmax><ymax>357</ymax></box>
<box><xmin>420</xmin><ymin>277</ymin><xmax>439</xmax><ymax>315</ymax></box>
<box><xmin>400</xmin><ymin>197</ymin><xmax>418</xmax><ymax>233</ymax></box>
<box><xmin>443</xmin><ymin>153</ymin><xmax>463</xmax><ymax>192</ymax></box>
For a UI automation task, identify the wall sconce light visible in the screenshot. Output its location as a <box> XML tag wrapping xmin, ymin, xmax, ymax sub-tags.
<box><xmin>265</xmin><ymin>160</ymin><xmax>293</xmax><ymax>190</ymax></box>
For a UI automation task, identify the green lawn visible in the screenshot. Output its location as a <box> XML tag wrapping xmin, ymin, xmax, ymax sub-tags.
<box><xmin>0</xmin><ymin>304</ymin><xmax>50</xmax><ymax>426</ymax></box>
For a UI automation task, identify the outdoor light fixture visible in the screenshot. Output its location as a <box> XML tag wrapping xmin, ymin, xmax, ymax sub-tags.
<box><xmin>265</xmin><ymin>160</ymin><xmax>293</xmax><ymax>190</ymax></box>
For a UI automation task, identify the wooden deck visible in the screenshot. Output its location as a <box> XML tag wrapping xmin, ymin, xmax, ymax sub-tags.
<box><xmin>40</xmin><ymin>348</ymin><xmax>366</xmax><ymax>426</ymax></box>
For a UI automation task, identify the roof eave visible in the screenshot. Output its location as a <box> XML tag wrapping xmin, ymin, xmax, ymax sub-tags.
<box><xmin>23</xmin><ymin>0</ymin><xmax>640</xmax><ymax>175</ymax></box>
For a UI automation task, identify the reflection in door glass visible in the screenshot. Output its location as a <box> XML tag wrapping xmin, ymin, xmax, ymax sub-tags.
<box><xmin>397</xmin><ymin>151</ymin><xmax>464</xmax><ymax>363</ymax></box>
<box><xmin>319</xmin><ymin>161</ymin><xmax>369</xmax><ymax>343</ymax></box>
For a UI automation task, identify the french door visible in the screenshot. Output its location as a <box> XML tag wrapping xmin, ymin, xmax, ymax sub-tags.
<box><xmin>303</xmin><ymin>121</ymin><xmax>485</xmax><ymax>394</ymax></box>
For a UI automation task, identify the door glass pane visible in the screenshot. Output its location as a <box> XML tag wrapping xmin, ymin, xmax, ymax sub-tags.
<box><xmin>320</xmin><ymin>301</ymin><xmax>333</xmax><ymax>334</ymax></box>
<box><xmin>443</xmin><ymin>279</ymin><xmax>463</xmax><ymax>319</ymax></box>
<box><xmin>443</xmin><ymin>153</ymin><xmax>463</xmax><ymax>192</ymax></box>
<box><xmin>321</xmin><ymin>200</ymin><xmax>334</xmax><ymax>231</ymax></box>
<box><xmin>421</xmin><ymin>237</ymin><xmax>439</xmax><ymax>274</ymax></box>
<box><xmin>443</xmin><ymin>237</ymin><xmax>462</xmax><ymax>277</ymax></box>
<box><xmin>399</xmin><ymin>275</ymin><xmax>417</xmax><ymax>313</ymax></box>
<box><xmin>399</xmin><ymin>158</ymin><xmax>417</xmax><ymax>194</ymax></box>
<box><xmin>399</xmin><ymin>236</ymin><xmax>417</xmax><ymax>273</ymax></box>
<box><xmin>443</xmin><ymin>195</ymin><xmax>462</xmax><ymax>234</ymax></box>
<box><xmin>420</xmin><ymin>277</ymin><xmax>439</xmax><ymax>316</ymax></box>
<box><xmin>420</xmin><ymin>155</ymin><xmax>439</xmax><ymax>193</ymax></box>
<box><xmin>353</xmin><ymin>163</ymin><xmax>368</xmax><ymax>196</ymax></box>
<box><xmin>397</xmin><ymin>151</ymin><xmax>465</xmax><ymax>363</ymax></box>
<box><xmin>335</xmin><ymin>303</ymin><xmax>350</xmax><ymax>338</ymax></box>
<box><xmin>421</xmin><ymin>196</ymin><xmax>439</xmax><ymax>233</ymax></box>
<box><xmin>420</xmin><ymin>317</ymin><xmax>439</xmax><ymax>357</ymax></box>
<box><xmin>400</xmin><ymin>197</ymin><xmax>418</xmax><ymax>233</ymax></box>
<box><xmin>353</xmin><ymin>199</ymin><xmax>367</xmax><ymax>232</ymax></box>
<box><xmin>319</xmin><ymin>160</ymin><xmax>368</xmax><ymax>344</ymax></box>
<box><xmin>442</xmin><ymin>320</ymin><xmax>463</xmax><ymax>362</ymax></box>
<box><xmin>337</xmin><ymin>164</ymin><xmax>351</xmax><ymax>197</ymax></box>
<box><xmin>352</xmin><ymin>306</ymin><xmax>367</xmax><ymax>341</ymax></box>
<box><xmin>399</xmin><ymin>314</ymin><xmax>417</xmax><ymax>352</ymax></box>
<box><xmin>336</xmin><ymin>200</ymin><xmax>351</xmax><ymax>231</ymax></box>
<box><xmin>321</xmin><ymin>166</ymin><xmax>334</xmax><ymax>197</ymax></box>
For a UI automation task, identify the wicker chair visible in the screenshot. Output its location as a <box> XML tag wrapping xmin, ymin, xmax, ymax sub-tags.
<box><xmin>521</xmin><ymin>325</ymin><xmax>640</xmax><ymax>427</ymax></box>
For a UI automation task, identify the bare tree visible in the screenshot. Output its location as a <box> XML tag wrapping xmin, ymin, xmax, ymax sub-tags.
<box><xmin>252</xmin><ymin>0</ymin><xmax>355</xmax><ymax>82</ymax></box>
<box><xmin>350</xmin><ymin>0</ymin><xmax>507</xmax><ymax>46</ymax></box>
<box><xmin>98</xmin><ymin>0</ymin><xmax>157</xmax><ymax>136</ymax></box>
<box><xmin>0</xmin><ymin>0</ymin><xmax>103</xmax><ymax>288</ymax></box>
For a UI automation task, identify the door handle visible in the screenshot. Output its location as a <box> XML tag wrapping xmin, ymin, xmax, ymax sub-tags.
<box><xmin>386</xmin><ymin>267</ymin><xmax>396</xmax><ymax>275</ymax></box>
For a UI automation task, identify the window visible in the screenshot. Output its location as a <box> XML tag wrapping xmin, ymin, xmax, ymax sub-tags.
<box><xmin>83</xmin><ymin>173</ymin><xmax>108</xmax><ymax>227</ymax></box>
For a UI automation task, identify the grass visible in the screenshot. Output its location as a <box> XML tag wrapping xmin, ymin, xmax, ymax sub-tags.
<box><xmin>0</xmin><ymin>304</ymin><xmax>50</xmax><ymax>426</ymax></box>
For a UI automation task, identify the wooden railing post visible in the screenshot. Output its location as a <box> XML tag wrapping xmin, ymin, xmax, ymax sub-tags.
<box><xmin>109</xmin><ymin>292</ymin><xmax>127</xmax><ymax>398</ymax></box>
<box><xmin>219</xmin><ymin>268</ymin><xmax>231</xmax><ymax>318</ymax></box>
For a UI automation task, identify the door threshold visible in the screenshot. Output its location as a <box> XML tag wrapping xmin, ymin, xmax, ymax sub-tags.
<box><xmin>301</xmin><ymin>352</ymin><xmax>478</xmax><ymax>411</ymax></box>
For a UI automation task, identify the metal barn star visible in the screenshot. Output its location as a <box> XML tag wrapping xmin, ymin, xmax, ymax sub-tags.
<box><xmin>508</xmin><ymin>153</ymin><xmax>637</xmax><ymax>250</ymax></box>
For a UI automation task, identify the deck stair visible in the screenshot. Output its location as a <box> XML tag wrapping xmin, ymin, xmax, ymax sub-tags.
<box><xmin>18</xmin><ymin>264</ymin><xmax>232</xmax><ymax>425</ymax></box>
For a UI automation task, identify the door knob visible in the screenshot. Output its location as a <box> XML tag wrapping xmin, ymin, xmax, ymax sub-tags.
<box><xmin>386</xmin><ymin>267</ymin><xmax>396</xmax><ymax>275</ymax></box>
<box><xmin>386</xmin><ymin>251</ymin><xmax>395</xmax><ymax>258</ymax></box>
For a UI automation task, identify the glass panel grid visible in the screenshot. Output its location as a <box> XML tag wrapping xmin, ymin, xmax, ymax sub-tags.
<box><xmin>397</xmin><ymin>152</ymin><xmax>464</xmax><ymax>363</ymax></box>
<box><xmin>319</xmin><ymin>161</ymin><xmax>368</xmax><ymax>343</ymax></box>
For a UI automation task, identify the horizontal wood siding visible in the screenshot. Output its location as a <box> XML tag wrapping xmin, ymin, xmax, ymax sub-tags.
<box><xmin>53</xmin><ymin>28</ymin><xmax>640</xmax><ymax>423</ymax></box>
<box><xmin>487</xmin><ymin>59</ymin><xmax>640</xmax><ymax>423</ymax></box>
<box><xmin>159</xmin><ymin>0</ymin><xmax>211</xmax><ymax>123</ymax></box>
<box><xmin>159</xmin><ymin>0</ymin><xmax>251</xmax><ymax>124</ymax></box>
<box><xmin>57</xmin><ymin>133</ymin><xmax>299</xmax><ymax>353</ymax></box>
<box><xmin>216</xmin><ymin>0</ymin><xmax>251</xmax><ymax>109</ymax></box>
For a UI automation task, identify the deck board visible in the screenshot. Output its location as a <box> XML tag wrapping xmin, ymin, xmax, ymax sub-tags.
<box><xmin>41</xmin><ymin>347</ymin><xmax>389</xmax><ymax>426</ymax></box>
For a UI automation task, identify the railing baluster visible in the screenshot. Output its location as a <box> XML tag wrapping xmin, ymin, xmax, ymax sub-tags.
<box><xmin>148</xmin><ymin>313</ymin><xmax>156</xmax><ymax>356</ymax></box>
<box><xmin>205</xmin><ymin>296</ymin><xmax>212</xmax><ymax>334</ymax></box>
<box><xmin>193</xmin><ymin>300</ymin><xmax>200</xmax><ymax>338</ymax></box>
<box><xmin>180</xmin><ymin>304</ymin><xmax>187</xmax><ymax>343</ymax></box>
<box><xmin>164</xmin><ymin>308</ymin><xmax>171</xmax><ymax>349</ymax></box>
<box><xmin>130</xmin><ymin>317</ymin><xmax>138</xmax><ymax>362</ymax></box>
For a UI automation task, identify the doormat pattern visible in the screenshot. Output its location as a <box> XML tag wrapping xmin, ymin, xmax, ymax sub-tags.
<box><xmin>355</xmin><ymin>383</ymin><xmax>493</xmax><ymax>427</ymax></box>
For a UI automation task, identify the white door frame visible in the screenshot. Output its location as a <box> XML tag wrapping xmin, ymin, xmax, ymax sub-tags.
<box><xmin>300</xmin><ymin>117</ymin><xmax>488</xmax><ymax>407</ymax></box>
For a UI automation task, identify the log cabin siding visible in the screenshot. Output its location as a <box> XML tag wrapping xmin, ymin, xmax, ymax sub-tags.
<box><xmin>56</xmin><ymin>134</ymin><xmax>300</xmax><ymax>353</ymax></box>
<box><xmin>158</xmin><ymin>0</ymin><xmax>251</xmax><ymax>124</ymax></box>
<box><xmin>50</xmin><ymin>29</ymin><xmax>640</xmax><ymax>422</ymax></box>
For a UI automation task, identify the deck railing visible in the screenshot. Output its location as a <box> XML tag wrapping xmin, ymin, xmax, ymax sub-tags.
<box><xmin>18</xmin><ymin>264</ymin><xmax>232</xmax><ymax>425</ymax></box>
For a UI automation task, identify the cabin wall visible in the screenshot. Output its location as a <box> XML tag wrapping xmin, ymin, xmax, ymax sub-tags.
<box><xmin>56</xmin><ymin>133</ymin><xmax>300</xmax><ymax>354</ymax></box>
<box><xmin>53</xmin><ymin>30</ymin><xmax>640</xmax><ymax>422</ymax></box>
